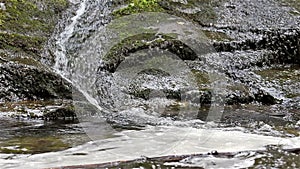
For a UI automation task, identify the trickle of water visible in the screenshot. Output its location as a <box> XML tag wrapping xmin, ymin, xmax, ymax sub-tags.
<box><xmin>51</xmin><ymin>0</ymin><xmax>113</xmax><ymax>114</ymax></box>
<box><xmin>53</xmin><ymin>0</ymin><xmax>87</xmax><ymax>76</ymax></box>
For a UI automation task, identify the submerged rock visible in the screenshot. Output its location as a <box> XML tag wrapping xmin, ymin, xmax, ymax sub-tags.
<box><xmin>0</xmin><ymin>100</ymin><xmax>75</xmax><ymax>120</ymax></box>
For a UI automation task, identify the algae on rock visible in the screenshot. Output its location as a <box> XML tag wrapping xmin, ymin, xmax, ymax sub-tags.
<box><xmin>0</xmin><ymin>0</ymin><xmax>68</xmax><ymax>60</ymax></box>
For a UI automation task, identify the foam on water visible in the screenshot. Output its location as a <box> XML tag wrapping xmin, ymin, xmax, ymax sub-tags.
<box><xmin>25</xmin><ymin>0</ymin><xmax>299</xmax><ymax>168</ymax></box>
<box><xmin>0</xmin><ymin>126</ymin><xmax>299</xmax><ymax>169</ymax></box>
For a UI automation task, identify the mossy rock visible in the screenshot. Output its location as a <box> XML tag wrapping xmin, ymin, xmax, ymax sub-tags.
<box><xmin>112</xmin><ymin>0</ymin><xmax>165</xmax><ymax>17</ymax></box>
<box><xmin>0</xmin><ymin>0</ymin><xmax>68</xmax><ymax>36</ymax></box>
<box><xmin>279</xmin><ymin>0</ymin><xmax>300</xmax><ymax>15</ymax></box>
<box><xmin>275</xmin><ymin>126</ymin><xmax>300</xmax><ymax>137</ymax></box>
<box><xmin>0</xmin><ymin>62</ymin><xmax>72</xmax><ymax>102</ymax></box>
<box><xmin>191</xmin><ymin>69</ymin><xmax>210</xmax><ymax>87</ymax></box>
<box><xmin>9</xmin><ymin>56</ymin><xmax>44</xmax><ymax>68</ymax></box>
<box><xmin>96</xmin><ymin>12</ymin><xmax>212</xmax><ymax>74</ymax></box>
<box><xmin>113</xmin><ymin>0</ymin><xmax>223</xmax><ymax>26</ymax></box>
<box><xmin>0</xmin><ymin>100</ymin><xmax>76</xmax><ymax>121</ymax></box>
<box><xmin>255</xmin><ymin>66</ymin><xmax>300</xmax><ymax>99</ymax></box>
<box><xmin>0</xmin><ymin>32</ymin><xmax>45</xmax><ymax>60</ymax></box>
<box><xmin>138</xmin><ymin>68</ymin><xmax>171</xmax><ymax>76</ymax></box>
<box><xmin>44</xmin><ymin>104</ymin><xmax>76</xmax><ymax>120</ymax></box>
<box><xmin>203</xmin><ymin>30</ymin><xmax>233</xmax><ymax>42</ymax></box>
<box><xmin>0</xmin><ymin>0</ymin><xmax>71</xmax><ymax>102</ymax></box>
<box><xmin>0</xmin><ymin>0</ymin><xmax>68</xmax><ymax>59</ymax></box>
<box><xmin>158</xmin><ymin>0</ymin><xmax>224</xmax><ymax>26</ymax></box>
<box><xmin>101</xmin><ymin>33</ymin><xmax>198</xmax><ymax>72</ymax></box>
<box><xmin>160</xmin><ymin>101</ymin><xmax>204</xmax><ymax>119</ymax></box>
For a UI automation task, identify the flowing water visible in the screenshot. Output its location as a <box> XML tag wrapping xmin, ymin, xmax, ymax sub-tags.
<box><xmin>0</xmin><ymin>0</ymin><xmax>300</xmax><ymax>168</ymax></box>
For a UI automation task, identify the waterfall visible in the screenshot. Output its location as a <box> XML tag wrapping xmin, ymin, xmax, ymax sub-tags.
<box><xmin>49</xmin><ymin>1</ymin><xmax>225</xmax><ymax>126</ymax></box>
<box><xmin>51</xmin><ymin>0</ymin><xmax>113</xmax><ymax>114</ymax></box>
<box><xmin>53</xmin><ymin>0</ymin><xmax>87</xmax><ymax>77</ymax></box>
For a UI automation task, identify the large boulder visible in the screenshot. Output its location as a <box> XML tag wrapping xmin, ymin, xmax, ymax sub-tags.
<box><xmin>0</xmin><ymin>61</ymin><xmax>72</xmax><ymax>102</ymax></box>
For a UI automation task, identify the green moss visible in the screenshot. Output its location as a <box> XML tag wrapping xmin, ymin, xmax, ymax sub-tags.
<box><xmin>0</xmin><ymin>11</ymin><xmax>4</xmax><ymax>26</ymax></box>
<box><xmin>9</xmin><ymin>56</ymin><xmax>44</xmax><ymax>67</ymax></box>
<box><xmin>48</xmin><ymin>0</ymin><xmax>68</xmax><ymax>13</ymax></box>
<box><xmin>113</xmin><ymin>0</ymin><xmax>164</xmax><ymax>17</ymax></box>
<box><xmin>191</xmin><ymin>69</ymin><xmax>210</xmax><ymax>87</ymax></box>
<box><xmin>0</xmin><ymin>0</ymin><xmax>68</xmax><ymax>58</ymax></box>
<box><xmin>118</xmin><ymin>161</ymin><xmax>155</xmax><ymax>169</ymax></box>
<box><xmin>102</xmin><ymin>32</ymin><xmax>198</xmax><ymax>73</ymax></box>
<box><xmin>255</xmin><ymin>66</ymin><xmax>300</xmax><ymax>98</ymax></box>
<box><xmin>0</xmin><ymin>32</ymin><xmax>45</xmax><ymax>55</ymax></box>
<box><xmin>0</xmin><ymin>100</ymin><xmax>65</xmax><ymax>115</ymax></box>
<box><xmin>289</xmin><ymin>10</ymin><xmax>300</xmax><ymax>15</ymax></box>
<box><xmin>275</xmin><ymin>126</ymin><xmax>300</xmax><ymax>137</ymax></box>
<box><xmin>203</xmin><ymin>30</ymin><xmax>233</xmax><ymax>41</ymax></box>
<box><xmin>0</xmin><ymin>0</ymin><xmax>68</xmax><ymax>36</ymax></box>
<box><xmin>253</xmin><ymin>145</ymin><xmax>300</xmax><ymax>168</ymax></box>
<box><xmin>103</xmin><ymin>33</ymin><xmax>174</xmax><ymax>66</ymax></box>
<box><xmin>0</xmin><ymin>136</ymin><xmax>70</xmax><ymax>154</ymax></box>
<box><xmin>162</xmin><ymin>102</ymin><xmax>185</xmax><ymax>117</ymax></box>
<box><xmin>256</xmin><ymin>67</ymin><xmax>300</xmax><ymax>84</ymax></box>
<box><xmin>158</xmin><ymin>0</ymin><xmax>223</xmax><ymax>26</ymax></box>
<box><xmin>279</xmin><ymin>0</ymin><xmax>300</xmax><ymax>14</ymax></box>
<box><xmin>0</xmin><ymin>147</ymin><xmax>28</xmax><ymax>154</ymax></box>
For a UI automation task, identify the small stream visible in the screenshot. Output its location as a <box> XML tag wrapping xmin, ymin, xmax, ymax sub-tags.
<box><xmin>0</xmin><ymin>0</ymin><xmax>300</xmax><ymax>168</ymax></box>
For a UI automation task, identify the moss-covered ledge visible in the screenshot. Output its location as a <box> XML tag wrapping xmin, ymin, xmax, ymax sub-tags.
<box><xmin>0</xmin><ymin>62</ymin><xmax>72</xmax><ymax>102</ymax></box>
<box><xmin>100</xmin><ymin>33</ymin><xmax>198</xmax><ymax>73</ymax></box>
<box><xmin>112</xmin><ymin>0</ymin><xmax>164</xmax><ymax>17</ymax></box>
<box><xmin>0</xmin><ymin>0</ymin><xmax>68</xmax><ymax>60</ymax></box>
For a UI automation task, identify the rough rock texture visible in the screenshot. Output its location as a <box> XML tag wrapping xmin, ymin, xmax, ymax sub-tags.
<box><xmin>1</xmin><ymin>0</ymin><xmax>300</xmax><ymax>122</ymax></box>
<box><xmin>0</xmin><ymin>62</ymin><xmax>72</xmax><ymax>102</ymax></box>
<box><xmin>108</xmin><ymin>0</ymin><xmax>300</xmax><ymax>106</ymax></box>
<box><xmin>0</xmin><ymin>0</ymin><xmax>71</xmax><ymax>102</ymax></box>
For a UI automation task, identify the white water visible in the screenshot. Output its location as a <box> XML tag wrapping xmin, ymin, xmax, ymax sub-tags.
<box><xmin>53</xmin><ymin>0</ymin><xmax>87</xmax><ymax>76</ymax></box>
<box><xmin>52</xmin><ymin>0</ymin><xmax>109</xmax><ymax>116</ymax></box>
<box><xmin>0</xmin><ymin>126</ymin><xmax>299</xmax><ymax>169</ymax></box>
<box><xmin>30</xmin><ymin>0</ymin><xmax>300</xmax><ymax>168</ymax></box>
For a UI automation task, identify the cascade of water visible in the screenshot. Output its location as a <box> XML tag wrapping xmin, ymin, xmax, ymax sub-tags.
<box><xmin>53</xmin><ymin>0</ymin><xmax>87</xmax><ymax>76</ymax></box>
<box><xmin>49</xmin><ymin>0</ymin><xmax>290</xmax><ymax>128</ymax></box>
<box><xmin>49</xmin><ymin>2</ymin><xmax>224</xmax><ymax>126</ymax></box>
<box><xmin>51</xmin><ymin>0</ymin><xmax>113</xmax><ymax>113</ymax></box>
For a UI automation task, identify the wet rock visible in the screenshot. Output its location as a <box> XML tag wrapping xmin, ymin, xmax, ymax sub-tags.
<box><xmin>159</xmin><ymin>0</ymin><xmax>222</xmax><ymax>26</ymax></box>
<box><xmin>0</xmin><ymin>0</ymin><xmax>68</xmax><ymax>61</ymax></box>
<box><xmin>0</xmin><ymin>100</ymin><xmax>75</xmax><ymax>120</ymax></box>
<box><xmin>107</xmin><ymin>0</ymin><xmax>300</xmax><ymax>109</ymax></box>
<box><xmin>0</xmin><ymin>0</ymin><xmax>72</xmax><ymax>103</ymax></box>
<box><xmin>44</xmin><ymin>104</ymin><xmax>76</xmax><ymax>120</ymax></box>
<box><xmin>157</xmin><ymin>0</ymin><xmax>300</xmax><ymax>65</ymax></box>
<box><xmin>0</xmin><ymin>62</ymin><xmax>72</xmax><ymax>102</ymax></box>
<box><xmin>100</xmin><ymin>33</ymin><xmax>199</xmax><ymax>73</ymax></box>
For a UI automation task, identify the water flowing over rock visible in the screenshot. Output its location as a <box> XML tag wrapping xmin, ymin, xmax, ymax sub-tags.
<box><xmin>44</xmin><ymin>0</ymin><xmax>300</xmax><ymax>124</ymax></box>
<box><xmin>0</xmin><ymin>0</ymin><xmax>70</xmax><ymax>102</ymax></box>
<box><xmin>0</xmin><ymin>0</ymin><xmax>300</xmax><ymax>168</ymax></box>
